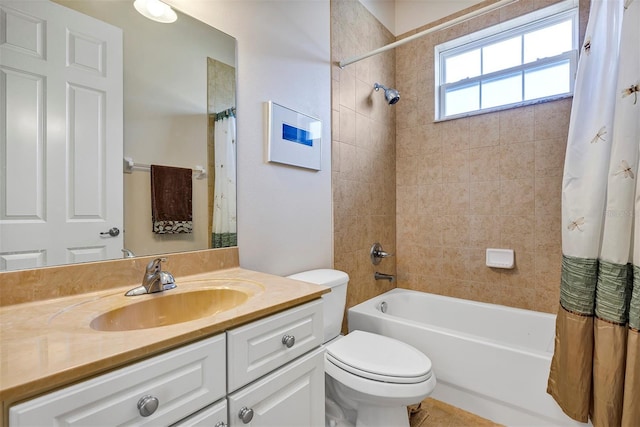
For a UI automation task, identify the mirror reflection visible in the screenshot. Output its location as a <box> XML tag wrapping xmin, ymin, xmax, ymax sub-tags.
<box><xmin>0</xmin><ymin>0</ymin><xmax>237</xmax><ymax>272</ymax></box>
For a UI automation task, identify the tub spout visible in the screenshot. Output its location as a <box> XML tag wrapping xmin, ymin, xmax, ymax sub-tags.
<box><xmin>374</xmin><ymin>272</ymin><xmax>395</xmax><ymax>282</ymax></box>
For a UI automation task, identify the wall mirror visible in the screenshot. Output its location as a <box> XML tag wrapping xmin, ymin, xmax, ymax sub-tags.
<box><xmin>0</xmin><ymin>0</ymin><xmax>237</xmax><ymax>271</ymax></box>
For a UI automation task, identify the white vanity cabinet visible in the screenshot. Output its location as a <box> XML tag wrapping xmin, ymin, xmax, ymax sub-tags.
<box><xmin>9</xmin><ymin>334</ymin><xmax>227</xmax><ymax>426</ymax></box>
<box><xmin>9</xmin><ymin>299</ymin><xmax>325</xmax><ymax>427</ymax></box>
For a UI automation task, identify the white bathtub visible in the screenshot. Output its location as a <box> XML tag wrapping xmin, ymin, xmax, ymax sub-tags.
<box><xmin>347</xmin><ymin>289</ymin><xmax>587</xmax><ymax>426</ymax></box>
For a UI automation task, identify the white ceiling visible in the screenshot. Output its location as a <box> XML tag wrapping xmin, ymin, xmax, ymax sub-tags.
<box><xmin>360</xmin><ymin>0</ymin><xmax>484</xmax><ymax>36</ymax></box>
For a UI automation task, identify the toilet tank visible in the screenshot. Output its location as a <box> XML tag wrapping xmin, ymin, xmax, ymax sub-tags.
<box><xmin>286</xmin><ymin>269</ymin><xmax>349</xmax><ymax>343</ymax></box>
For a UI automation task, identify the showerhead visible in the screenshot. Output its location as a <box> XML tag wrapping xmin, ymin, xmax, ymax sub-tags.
<box><xmin>374</xmin><ymin>83</ymin><xmax>400</xmax><ymax>105</ymax></box>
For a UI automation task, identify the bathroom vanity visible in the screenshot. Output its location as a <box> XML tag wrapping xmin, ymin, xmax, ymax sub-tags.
<box><xmin>0</xmin><ymin>249</ymin><xmax>328</xmax><ymax>427</ymax></box>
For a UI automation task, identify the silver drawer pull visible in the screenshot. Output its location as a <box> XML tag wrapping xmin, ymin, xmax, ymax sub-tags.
<box><xmin>137</xmin><ymin>395</ymin><xmax>159</xmax><ymax>417</ymax></box>
<box><xmin>214</xmin><ymin>423</ymin><xmax>228</xmax><ymax>427</ymax></box>
<box><xmin>239</xmin><ymin>407</ymin><xmax>254</xmax><ymax>424</ymax></box>
<box><xmin>282</xmin><ymin>334</ymin><xmax>296</xmax><ymax>348</ymax></box>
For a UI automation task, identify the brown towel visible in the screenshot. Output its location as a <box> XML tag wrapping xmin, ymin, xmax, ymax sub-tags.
<box><xmin>150</xmin><ymin>165</ymin><xmax>193</xmax><ymax>234</ymax></box>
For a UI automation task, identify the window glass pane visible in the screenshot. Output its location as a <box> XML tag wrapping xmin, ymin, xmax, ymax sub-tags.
<box><xmin>445</xmin><ymin>83</ymin><xmax>480</xmax><ymax>116</ymax></box>
<box><xmin>524</xmin><ymin>60</ymin><xmax>570</xmax><ymax>100</ymax></box>
<box><xmin>482</xmin><ymin>36</ymin><xmax>521</xmax><ymax>74</ymax></box>
<box><xmin>524</xmin><ymin>20</ymin><xmax>572</xmax><ymax>62</ymax></box>
<box><xmin>481</xmin><ymin>73</ymin><xmax>522</xmax><ymax>109</ymax></box>
<box><xmin>445</xmin><ymin>49</ymin><xmax>480</xmax><ymax>83</ymax></box>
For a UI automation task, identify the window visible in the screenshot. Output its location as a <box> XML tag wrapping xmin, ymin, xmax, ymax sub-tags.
<box><xmin>435</xmin><ymin>2</ymin><xmax>578</xmax><ymax>120</ymax></box>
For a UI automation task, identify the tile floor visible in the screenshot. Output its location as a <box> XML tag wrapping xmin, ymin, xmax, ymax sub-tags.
<box><xmin>409</xmin><ymin>398</ymin><xmax>502</xmax><ymax>427</ymax></box>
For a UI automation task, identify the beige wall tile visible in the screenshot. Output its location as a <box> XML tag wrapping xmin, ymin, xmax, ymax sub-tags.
<box><xmin>536</xmin><ymin>214</ymin><xmax>561</xmax><ymax>251</ymax></box>
<box><xmin>419</xmin><ymin>151</ymin><xmax>444</xmax><ymax>185</ymax></box>
<box><xmin>339</xmin><ymin>106</ymin><xmax>356</xmax><ymax>144</ymax></box>
<box><xmin>332</xmin><ymin>140</ymin><xmax>340</xmax><ymax>172</ymax></box>
<box><xmin>442</xmin><ymin>215</ymin><xmax>471</xmax><ymax>247</ymax></box>
<box><xmin>339</xmin><ymin>67</ymin><xmax>356</xmax><ymax>110</ymax></box>
<box><xmin>499</xmin><ymin>106</ymin><xmax>535</xmax><ymax>144</ymax></box>
<box><xmin>441</xmin><ymin>119</ymin><xmax>470</xmax><ymax>152</ymax></box>
<box><xmin>468</xmin><ymin>248</ymin><xmax>503</xmax><ymax>283</ymax></box>
<box><xmin>469</xmin><ymin>146</ymin><xmax>501</xmax><ymax>182</ymax></box>
<box><xmin>500</xmin><ymin>143</ymin><xmax>535</xmax><ymax>180</ymax></box>
<box><xmin>469</xmin><ymin>215</ymin><xmax>501</xmax><ymax>248</ymax></box>
<box><xmin>418</xmin><ymin>184</ymin><xmax>445</xmax><ymax>217</ymax></box>
<box><xmin>442</xmin><ymin>149</ymin><xmax>470</xmax><ymax>183</ymax></box>
<box><xmin>333</xmin><ymin>0</ymin><xmax>578</xmax><ymax>315</ymax></box>
<box><xmin>500</xmin><ymin>178</ymin><xmax>535</xmax><ymax>216</ymax></box>
<box><xmin>398</xmin><ymin>156</ymin><xmax>419</xmax><ymax>187</ymax></box>
<box><xmin>468</xmin><ymin>113</ymin><xmax>500</xmax><ymax>148</ymax></box>
<box><xmin>442</xmin><ymin>248</ymin><xmax>470</xmax><ymax>281</ymax></box>
<box><xmin>534</xmin><ymin>99</ymin><xmax>571</xmax><ymax>140</ymax></box>
<box><xmin>500</xmin><ymin>250</ymin><xmax>535</xmax><ymax>289</ymax></box>
<box><xmin>535</xmin><ymin>175</ymin><xmax>562</xmax><ymax>216</ymax></box>
<box><xmin>442</xmin><ymin>182</ymin><xmax>470</xmax><ymax>215</ymax></box>
<box><xmin>535</xmin><ymin>138</ymin><xmax>566</xmax><ymax>177</ymax></box>
<box><xmin>470</xmin><ymin>181</ymin><xmax>502</xmax><ymax>215</ymax></box>
<box><xmin>501</xmin><ymin>215</ymin><xmax>535</xmax><ymax>253</ymax></box>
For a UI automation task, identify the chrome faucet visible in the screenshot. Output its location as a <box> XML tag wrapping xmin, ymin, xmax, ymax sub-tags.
<box><xmin>374</xmin><ymin>272</ymin><xmax>395</xmax><ymax>282</ymax></box>
<box><xmin>125</xmin><ymin>257</ymin><xmax>177</xmax><ymax>296</ymax></box>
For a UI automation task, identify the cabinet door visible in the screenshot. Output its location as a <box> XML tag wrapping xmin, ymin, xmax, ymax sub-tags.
<box><xmin>10</xmin><ymin>335</ymin><xmax>226</xmax><ymax>427</ymax></box>
<box><xmin>228</xmin><ymin>348</ymin><xmax>324</xmax><ymax>427</ymax></box>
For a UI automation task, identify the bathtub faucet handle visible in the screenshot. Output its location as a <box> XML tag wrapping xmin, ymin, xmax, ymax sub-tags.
<box><xmin>370</xmin><ymin>242</ymin><xmax>394</xmax><ymax>265</ymax></box>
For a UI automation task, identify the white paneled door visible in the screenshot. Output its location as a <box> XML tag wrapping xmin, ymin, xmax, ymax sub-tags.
<box><xmin>0</xmin><ymin>0</ymin><xmax>123</xmax><ymax>271</ymax></box>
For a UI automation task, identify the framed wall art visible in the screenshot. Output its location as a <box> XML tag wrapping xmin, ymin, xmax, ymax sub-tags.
<box><xmin>265</xmin><ymin>101</ymin><xmax>322</xmax><ymax>171</ymax></box>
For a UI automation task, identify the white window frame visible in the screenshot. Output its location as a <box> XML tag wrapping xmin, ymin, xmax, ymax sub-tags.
<box><xmin>435</xmin><ymin>0</ymin><xmax>579</xmax><ymax>121</ymax></box>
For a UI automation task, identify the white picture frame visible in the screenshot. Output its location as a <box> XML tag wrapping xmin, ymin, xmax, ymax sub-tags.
<box><xmin>265</xmin><ymin>101</ymin><xmax>322</xmax><ymax>171</ymax></box>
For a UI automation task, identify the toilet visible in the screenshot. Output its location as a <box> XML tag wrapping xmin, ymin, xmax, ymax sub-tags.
<box><xmin>287</xmin><ymin>269</ymin><xmax>436</xmax><ymax>427</ymax></box>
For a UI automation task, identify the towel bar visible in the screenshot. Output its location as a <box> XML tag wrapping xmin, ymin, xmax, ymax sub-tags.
<box><xmin>123</xmin><ymin>157</ymin><xmax>206</xmax><ymax>179</ymax></box>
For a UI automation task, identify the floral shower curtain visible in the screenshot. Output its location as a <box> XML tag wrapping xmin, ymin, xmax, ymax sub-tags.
<box><xmin>546</xmin><ymin>0</ymin><xmax>639</xmax><ymax>425</ymax></box>
<box><xmin>212</xmin><ymin>108</ymin><xmax>237</xmax><ymax>248</ymax></box>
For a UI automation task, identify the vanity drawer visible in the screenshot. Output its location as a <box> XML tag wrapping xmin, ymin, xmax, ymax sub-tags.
<box><xmin>10</xmin><ymin>334</ymin><xmax>226</xmax><ymax>427</ymax></box>
<box><xmin>227</xmin><ymin>299</ymin><xmax>323</xmax><ymax>391</ymax></box>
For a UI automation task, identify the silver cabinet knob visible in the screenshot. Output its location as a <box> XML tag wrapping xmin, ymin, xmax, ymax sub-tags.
<box><xmin>238</xmin><ymin>407</ymin><xmax>254</xmax><ymax>424</ymax></box>
<box><xmin>282</xmin><ymin>334</ymin><xmax>295</xmax><ymax>348</ymax></box>
<box><xmin>214</xmin><ymin>423</ymin><xmax>227</xmax><ymax>427</ymax></box>
<box><xmin>137</xmin><ymin>395</ymin><xmax>159</xmax><ymax>417</ymax></box>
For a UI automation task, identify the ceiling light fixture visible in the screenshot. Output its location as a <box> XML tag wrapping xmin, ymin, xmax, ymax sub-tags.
<box><xmin>133</xmin><ymin>0</ymin><xmax>177</xmax><ymax>23</ymax></box>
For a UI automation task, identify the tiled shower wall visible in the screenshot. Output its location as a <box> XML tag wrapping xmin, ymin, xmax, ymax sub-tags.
<box><xmin>331</xmin><ymin>0</ymin><xmax>397</xmax><ymax>317</ymax></box>
<box><xmin>394</xmin><ymin>0</ymin><xmax>589</xmax><ymax>314</ymax></box>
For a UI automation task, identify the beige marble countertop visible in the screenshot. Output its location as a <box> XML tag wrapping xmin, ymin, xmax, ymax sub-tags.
<box><xmin>0</xmin><ymin>266</ymin><xmax>327</xmax><ymax>408</ymax></box>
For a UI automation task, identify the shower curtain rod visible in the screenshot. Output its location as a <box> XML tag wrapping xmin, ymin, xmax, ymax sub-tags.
<box><xmin>338</xmin><ymin>0</ymin><xmax>519</xmax><ymax>69</ymax></box>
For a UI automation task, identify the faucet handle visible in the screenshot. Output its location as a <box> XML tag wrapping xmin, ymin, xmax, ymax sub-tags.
<box><xmin>146</xmin><ymin>257</ymin><xmax>166</xmax><ymax>273</ymax></box>
<box><xmin>370</xmin><ymin>243</ymin><xmax>394</xmax><ymax>265</ymax></box>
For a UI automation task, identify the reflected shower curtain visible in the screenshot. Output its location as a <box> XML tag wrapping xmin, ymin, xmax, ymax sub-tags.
<box><xmin>547</xmin><ymin>1</ymin><xmax>639</xmax><ymax>426</ymax></box>
<box><xmin>212</xmin><ymin>109</ymin><xmax>237</xmax><ymax>248</ymax></box>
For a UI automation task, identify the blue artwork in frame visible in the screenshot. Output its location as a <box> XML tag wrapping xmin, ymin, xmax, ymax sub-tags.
<box><xmin>265</xmin><ymin>101</ymin><xmax>322</xmax><ymax>170</ymax></box>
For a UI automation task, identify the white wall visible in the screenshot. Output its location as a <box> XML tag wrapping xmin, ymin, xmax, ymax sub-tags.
<box><xmin>359</xmin><ymin>0</ymin><xmax>484</xmax><ymax>36</ymax></box>
<box><xmin>395</xmin><ymin>0</ymin><xmax>481</xmax><ymax>35</ymax></box>
<box><xmin>359</xmin><ymin>0</ymin><xmax>396</xmax><ymax>34</ymax></box>
<box><xmin>167</xmin><ymin>0</ymin><xmax>333</xmax><ymax>276</ymax></box>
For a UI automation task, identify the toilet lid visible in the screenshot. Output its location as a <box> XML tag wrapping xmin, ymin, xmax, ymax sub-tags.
<box><xmin>325</xmin><ymin>330</ymin><xmax>432</xmax><ymax>384</ymax></box>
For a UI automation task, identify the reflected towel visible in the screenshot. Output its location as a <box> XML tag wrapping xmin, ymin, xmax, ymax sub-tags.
<box><xmin>150</xmin><ymin>165</ymin><xmax>193</xmax><ymax>234</ymax></box>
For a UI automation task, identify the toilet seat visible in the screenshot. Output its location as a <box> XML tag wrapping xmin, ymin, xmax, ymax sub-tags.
<box><xmin>325</xmin><ymin>330</ymin><xmax>432</xmax><ymax>384</ymax></box>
